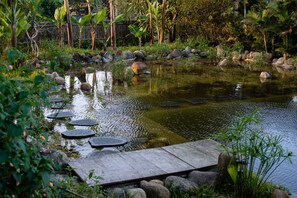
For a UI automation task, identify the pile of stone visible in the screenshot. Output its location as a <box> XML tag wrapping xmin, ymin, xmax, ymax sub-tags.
<box><xmin>109</xmin><ymin>170</ymin><xmax>218</xmax><ymax>198</ymax></box>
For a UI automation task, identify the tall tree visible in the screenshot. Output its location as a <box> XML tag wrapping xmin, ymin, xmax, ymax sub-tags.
<box><xmin>64</xmin><ymin>0</ymin><xmax>73</xmax><ymax>47</ymax></box>
<box><xmin>159</xmin><ymin>0</ymin><xmax>166</xmax><ymax>43</ymax></box>
<box><xmin>87</xmin><ymin>0</ymin><xmax>97</xmax><ymax>50</ymax></box>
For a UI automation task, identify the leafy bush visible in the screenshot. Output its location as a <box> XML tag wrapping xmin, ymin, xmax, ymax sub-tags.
<box><xmin>112</xmin><ymin>59</ymin><xmax>126</xmax><ymax>82</ymax></box>
<box><xmin>0</xmin><ymin>74</ymin><xmax>54</xmax><ymax>197</ymax></box>
<box><xmin>215</xmin><ymin>111</ymin><xmax>292</xmax><ymax>198</ymax></box>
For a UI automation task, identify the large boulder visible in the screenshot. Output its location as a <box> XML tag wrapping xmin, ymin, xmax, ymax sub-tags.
<box><xmin>182</xmin><ymin>50</ymin><xmax>190</xmax><ymax>57</ymax></box>
<box><xmin>105</xmin><ymin>52</ymin><xmax>113</xmax><ymax>61</ymax></box>
<box><xmin>169</xmin><ymin>49</ymin><xmax>182</xmax><ymax>59</ymax></box>
<box><xmin>217</xmin><ymin>58</ymin><xmax>229</xmax><ymax>67</ymax></box>
<box><xmin>140</xmin><ymin>180</ymin><xmax>170</xmax><ymax>198</ymax></box>
<box><xmin>80</xmin><ymin>82</ymin><xmax>92</xmax><ymax>91</ymax></box>
<box><xmin>273</xmin><ymin>57</ymin><xmax>284</xmax><ymax>66</ymax></box>
<box><xmin>251</xmin><ymin>52</ymin><xmax>262</xmax><ymax>59</ymax></box>
<box><xmin>271</xmin><ymin>189</ymin><xmax>290</xmax><ymax>198</ymax></box>
<box><xmin>259</xmin><ymin>72</ymin><xmax>271</xmax><ymax>79</ymax></box>
<box><xmin>164</xmin><ymin>176</ymin><xmax>197</xmax><ymax>193</ymax></box>
<box><xmin>149</xmin><ymin>179</ymin><xmax>164</xmax><ymax>186</ymax></box>
<box><xmin>109</xmin><ymin>188</ymin><xmax>126</xmax><ymax>198</ymax></box>
<box><xmin>92</xmin><ymin>55</ymin><xmax>102</xmax><ymax>63</ymax></box>
<box><xmin>185</xmin><ymin>46</ymin><xmax>192</xmax><ymax>53</ymax></box>
<box><xmin>134</xmin><ymin>50</ymin><xmax>145</xmax><ymax>61</ymax></box>
<box><xmin>188</xmin><ymin>170</ymin><xmax>218</xmax><ymax>187</ymax></box>
<box><xmin>122</xmin><ymin>51</ymin><xmax>135</xmax><ymax>60</ymax></box>
<box><xmin>54</xmin><ymin>76</ymin><xmax>65</xmax><ymax>85</ymax></box>
<box><xmin>73</xmin><ymin>53</ymin><xmax>92</xmax><ymax>63</ymax></box>
<box><xmin>131</xmin><ymin>62</ymin><xmax>148</xmax><ymax>75</ymax></box>
<box><xmin>217</xmin><ymin>152</ymin><xmax>232</xmax><ymax>184</ymax></box>
<box><xmin>199</xmin><ymin>51</ymin><xmax>208</xmax><ymax>58</ymax></box>
<box><xmin>126</xmin><ymin>188</ymin><xmax>147</xmax><ymax>198</ymax></box>
<box><xmin>216</xmin><ymin>45</ymin><xmax>225</xmax><ymax>58</ymax></box>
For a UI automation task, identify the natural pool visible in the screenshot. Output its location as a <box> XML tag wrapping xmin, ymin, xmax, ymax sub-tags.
<box><xmin>46</xmin><ymin>60</ymin><xmax>297</xmax><ymax>193</ymax></box>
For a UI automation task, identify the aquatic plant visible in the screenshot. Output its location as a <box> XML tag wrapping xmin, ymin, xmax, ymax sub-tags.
<box><xmin>215</xmin><ymin>111</ymin><xmax>293</xmax><ymax>197</ymax></box>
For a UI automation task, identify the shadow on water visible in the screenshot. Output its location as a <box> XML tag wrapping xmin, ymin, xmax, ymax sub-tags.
<box><xmin>46</xmin><ymin>60</ymin><xmax>297</xmax><ymax>193</ymax></box>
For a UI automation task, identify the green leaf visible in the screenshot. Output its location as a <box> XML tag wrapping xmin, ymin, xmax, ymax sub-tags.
<box><xmin>13</xmin><ymin>172</ymin><xmax>22</xmax><ymax>182</ymax></box>
<box><xmin>0</xmin><ymin>150</ymin><xmax>8</xmax><ymax>164</ymax></box>
<box><xmin>227</xmin><ymin>164</ymin><xmax>238</xmax><ymax>184</ymax></box>
<box><xmin>113</xmin><ymin>14</ymin><xmax>124</xmax><ymax>24</ymax></box>
<box><xmin>34</xmin><ymin>75</ymin><xmax>44</xmax><ymax>85</ymax></box>
<box><xmin>93</xmin><ymin>9</ymin><xmax>106</xmax><ymax>24</ymax></box>
<box><xmin>79</xmin><ymin>14</ymin><xmax>92</xmax><ymax>26</ymax></box>
<box><xmin>41</xmin><ymin>171</ymin><xmax>50</xmax><ymax>186</ymax></box>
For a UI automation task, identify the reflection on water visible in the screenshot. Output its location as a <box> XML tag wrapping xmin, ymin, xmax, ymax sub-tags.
<box><xmin>47</xmin><ymin>62</ymin><xmax>297</xmax><ymax>193</ymax></box>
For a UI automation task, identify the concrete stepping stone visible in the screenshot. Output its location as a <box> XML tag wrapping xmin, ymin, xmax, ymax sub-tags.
<box><xmin>89</xmin><ymin>137</ymin><xmax>128</xmax><ymax>148</ymax></box>
<box><xmin>69</xmin><ymin>119</ymin><xmax>99</xmax><ymax>126</ymax></box>
<box><xmin>51</xmin><ymin>104</ymin><xmax>72</xmax><ymax>109</ymax></box>
<box><xmin>185</xmin><ymin>98</ymin><xmax>207</xmax><ymax>105</ymax></box>
<box><xmin>160</xmin><ymin>101</ymin><xmax>180</xmax><ymax>108</ymax></box>
<box><xmin>61</xmin><ymin>129</ymin><xmax>96</xmax><ymax>139</ymax></box>
<box><xmin>47</xmin><ymin>111</ymin><xmax>74</xmax><ymax>119</ymax></box>
<box><xmin>48</xmin><ymin>97</ymin><xmax>67</xmax><ymax>103</ymax></box>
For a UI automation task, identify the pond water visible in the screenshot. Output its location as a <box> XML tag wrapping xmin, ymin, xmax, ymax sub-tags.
<box><xmin>46</xmin><ymin>60</ymin><xmax>297</xmax><ymax>194</ymax></box>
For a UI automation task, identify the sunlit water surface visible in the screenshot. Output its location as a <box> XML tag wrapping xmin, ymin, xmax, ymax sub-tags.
<box><xmin>46</xmin><ymin>62</ymin><xmax>297</xmax><ymax>193</ymax></box>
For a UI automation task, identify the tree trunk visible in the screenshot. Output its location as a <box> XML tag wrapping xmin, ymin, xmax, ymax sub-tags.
<box><xmin>64</xmin><ymin>0</ymin><xmax>73</xmax><ymax>47</ymax></box>
<box><xmin>149</xmin><ymin>5</ymin><xmax>154</xmax><ymax>44</ymax></box>
<box><xmin>159</xmin><ymin>0</ymin><xmax>166</xmax><ymax>44</ymax></box>
<box><xmin>103</xmin><ymin>28</ymin><xmax>107</xmax><ymax>51</ymax></box>
<box><xmin>79</xmin><ymin>29</ymin><xmax>82</xmax><ymax>48</ymax></box>
<box><xmin>11</xmin><ymin>1</ymin><xmax>17</xmax><ymax>48</ymax></box>
<box><xmin>87</xmin><ymin>0</ymin><xmax>96</xmax><ymax>50</ymax></box>
<box><xmin>110</xmin><ymin>0</ymin><xmax>116</xmax><ymax>50</ymax></box>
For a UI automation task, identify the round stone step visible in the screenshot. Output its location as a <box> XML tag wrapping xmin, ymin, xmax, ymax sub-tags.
<box><xmin>47</xmin><ymin>111</ymin><xmax>74</xmax><ymax>119</ymax></box>
<box><xmin>51</xmin><ymin>104</ymin><xmax>72</xmax><ymax>109</ymax></box>
<box><xmin>160</xmin><ymin>101</ymin><xmax>180</xmax><ymax>108</ymax></box>
<box><xmin>61</xmin><ymin>129</ymin><xmax>96</xmax><ymax>139</ymax></box>
<box><xmin>48</xmin><ymin>97</ymin><xmax>67</xmax><ymax>103</ymax></box>
<box><xmin>185</xmin><ymin>98</ymin><xmax>207</xmax><ymax>105</ymax></box>
<box><xmin>69</xmin><ymin>119</ymin><xmax>99</xmax><ymax>126</ymax></box>
<box><xmin>89</xmin><ymin>137</ymin><xmax>128</xmax><ymax>148</ymax></box>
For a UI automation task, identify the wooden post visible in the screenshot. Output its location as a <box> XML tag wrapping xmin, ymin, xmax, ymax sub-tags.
<box><xmin>64</xmin><ymin>0</ymin><xmax>73</xmax><ymax>47</ymax></box>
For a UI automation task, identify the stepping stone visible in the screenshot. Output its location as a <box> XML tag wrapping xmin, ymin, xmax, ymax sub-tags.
<box><xmin>48</xmin><ymin>97</ymin><xmax>67</xmax><ymax>103</ymax></box>
<box><xmin>62</xmin><ymin>129</ymin><xmax>96</xmax><ymax>139</ymax></box>
<box><xmin>160</xmin><ymin>101</ymin><xmax>180</xmax><ymax>108</ymax></box>
<box><xmin>89</xmin><ymin>137</ymin><xmax>128</xmax><ymax>148</ymax></box>
<box><xmin>51</xmin><ymin>104</ymin><xmax>72</xmax><ymax>109</ymax></box>
<box><xmin>47</xmin><ymin>111</ymin><xmax>74</xmax><ymax>119</ymax></box>
<box><xmin>69</xmin><ymin>119</ymin><xmax>99</xmax><ymax>126</ymax></box>
<box><xmin>185</xmin><ymin>98</ymin><xmax>207</xmax><ymax>105</ymax></box>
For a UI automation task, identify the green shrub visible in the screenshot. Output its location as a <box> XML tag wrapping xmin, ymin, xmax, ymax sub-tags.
<box><xmin>215</xmin><ymin>111</ymin><xmax>292</xmax><ymax>198</ymax></box>
<box><xmin>0</xmin><ymin>74</ymin><xmax>54</xmax><ymax>197</ymax></box>
<box><xmin>112</xmin><ymin>59</ymin><xmax>126</xmax><ymax>82</ymax></box>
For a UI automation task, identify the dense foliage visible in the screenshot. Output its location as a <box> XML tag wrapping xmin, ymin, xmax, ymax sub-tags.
<box><xmin>0</xmin><ymin>73</ymin><xmax>54</xmax><ymax>197</ymax></box>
